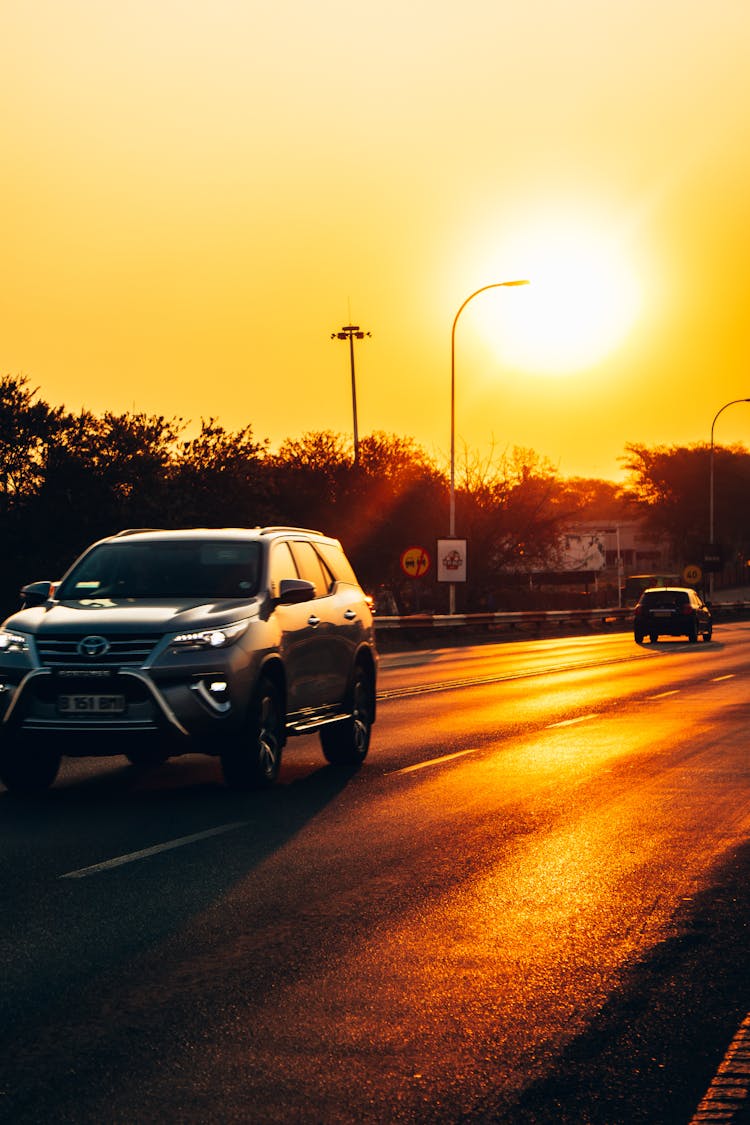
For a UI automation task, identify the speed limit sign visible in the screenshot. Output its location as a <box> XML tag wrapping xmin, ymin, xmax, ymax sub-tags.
<box><xmin>682</xmin><ymin>563</ymin><xmax>702</xmax><ymax>585</ymax></box>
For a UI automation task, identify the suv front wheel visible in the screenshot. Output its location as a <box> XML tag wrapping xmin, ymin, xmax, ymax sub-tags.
<box><xmin>221</xmin><ymin>676</ymin><xmax>284</xmax><ymax>790</ymax></box>
<box><xmin>320</xmin><ymin>664</ymin><xmax>374</xmax><ymax>766</ymax></box>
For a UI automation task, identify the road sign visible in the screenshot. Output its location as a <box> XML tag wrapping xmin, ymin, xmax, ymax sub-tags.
<box><xmin>436</xmin><ymin>538</ymin><xmax>467</xmax><ymax>583</ymax></box>
<box><xmin>682</xmin><ymin>563</ymin><xmax>702</xmax><ymax>585</ymax></box>
<box><xmin>400</xmin><ymin>546</ymin><xmax>430</xmax><ymax>578</ymax></box>
<box><xmin>702</xmin><ymin>544</ymin><xmax>724</xmax><ymax>573</ymax></box>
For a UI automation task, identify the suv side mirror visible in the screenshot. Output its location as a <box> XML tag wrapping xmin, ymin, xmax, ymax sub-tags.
<box><xmin>277</xmin><ymin>579</ymin><xmax>315</xmax><ymax>606</ymax></box>
<box><xmin>20</xmin><ymin>580</ymin><xmax>53</xmax><ymax>608</ymax></box>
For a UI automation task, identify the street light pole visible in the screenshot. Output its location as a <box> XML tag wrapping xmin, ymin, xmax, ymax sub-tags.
<box><xmin>449</xmin><ymin>280</ymin><xmax>529</xmax><ymax>614</ymax></box>
<box><xmin>708</xmin><ymin>397</ymin><xmax>750</xmax><ymax>596</ymax></box>
<box><xmin>332</xmin><ymin>324</ymin><xmax>371</xmax><ymax>464</ymax></box>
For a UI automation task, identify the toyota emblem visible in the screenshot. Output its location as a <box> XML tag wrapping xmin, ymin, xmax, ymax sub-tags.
<box><xmin>77</xmin><ymin>635</ymin><xmax>111</xmax><ymax>658</ymax></box>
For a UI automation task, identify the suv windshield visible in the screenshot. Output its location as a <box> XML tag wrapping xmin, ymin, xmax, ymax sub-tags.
<box><xmin>57</xmin><ymin>540</ymin><xmax>262</xmax><ymax>600</ymax></box>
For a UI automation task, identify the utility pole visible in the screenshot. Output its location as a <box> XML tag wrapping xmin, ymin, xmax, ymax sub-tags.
<box><xmin>331</xmin><ymin>324</ymin><xmax>371</xmax><ymax>464</ymax></box>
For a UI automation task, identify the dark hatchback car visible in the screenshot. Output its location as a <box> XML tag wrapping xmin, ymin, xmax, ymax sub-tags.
<box><xmin>633</xmin><ymin>586</ymin><xmax>713</xmax><ymax>644</ymax></box>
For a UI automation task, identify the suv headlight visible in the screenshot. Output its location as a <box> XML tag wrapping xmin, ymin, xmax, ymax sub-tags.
<box><xmin>0</xmin><ymin>629</ymin><xmax>30</xmax><ymax>654</ymax></box>
<box><xmin>168</xmin><ymin>619</ymin><xmax>250</xmax><ymax>651</ymax></box>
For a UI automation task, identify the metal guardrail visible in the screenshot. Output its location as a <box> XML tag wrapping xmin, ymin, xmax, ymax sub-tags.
<box><xmin>374</xmin><ymin>600</ymin><xmax>750</xmax><ymax>645</ymax></box>
<box><xmin>375</xmin><ymin>606</ymin><xmax>630</xmax><ymax>638</ymax></box>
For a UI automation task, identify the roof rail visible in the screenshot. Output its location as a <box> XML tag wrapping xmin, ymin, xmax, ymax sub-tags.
<box><xmin>111</xmin><ymin>528</ymin><xmax>165</xmax><ymax>537</ymax></box>
<box><xmin>259</xmin><ymin>526</ymin><xmax>325</xmax><ymax>536</ymax></box>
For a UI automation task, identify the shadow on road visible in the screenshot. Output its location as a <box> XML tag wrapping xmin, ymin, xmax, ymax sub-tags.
<box><xmin>0</xmin><ymin>752</ymin><xmax>364</xmax><ymax>1124</ymax></box>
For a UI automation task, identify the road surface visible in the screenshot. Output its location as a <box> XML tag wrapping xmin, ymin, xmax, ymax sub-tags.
<box><xmin>1</xmin><ymin>626</ymin><xmax>750</xmax><ymax>1123</ymax></box>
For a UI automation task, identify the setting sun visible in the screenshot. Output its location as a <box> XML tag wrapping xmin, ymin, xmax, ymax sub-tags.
<box><xmin>484</xmin><ymin>221</ymin><xmax>644</xmax><ymax>376</ymax></box>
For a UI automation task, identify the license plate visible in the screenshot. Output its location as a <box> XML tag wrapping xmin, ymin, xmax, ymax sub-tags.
<box><xmin>57</xmin><ymin>694</ymin><xmax>126</xmax><ymax>714</ymax></box>
<box><xmin>652</xmin><ymin>609</ymin><xmax>673</xmax><ymax>617</ymax></box>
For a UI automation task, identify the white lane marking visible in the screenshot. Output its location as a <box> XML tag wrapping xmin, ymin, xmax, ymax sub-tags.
<box><xmin>648</xmin><ymin>690</ymin><xmax>681</xmax><ymax>699</ymax></box>
<box><xmin>712</xmin><ymin>674</ymin><xmax>736</xmax><ymax>682</ymax></box>
<box><xmin>546</xmin><ymin>714</ymin><xmax>600</xmax><ymax>728</ymax></box>
<box><xmin>394</xmin><ymin>748</ymin><xmax>479</xmax><ymax>775</ymax></box>
<box><xmin>59</xmin><ymin>820</ymin><xmax>249</xmax><ymax>880</ymax></box>
<box><xmin>690</xmin><ymin>1012</ymin><xmax>750</xmax><ymax>1122</ymax></box>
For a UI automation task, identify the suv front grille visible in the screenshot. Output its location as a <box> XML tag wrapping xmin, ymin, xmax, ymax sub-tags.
<box><xmin>36</xmin><ymin>635</ymin><xmax>160</xmax><ymax>667</ymax></box>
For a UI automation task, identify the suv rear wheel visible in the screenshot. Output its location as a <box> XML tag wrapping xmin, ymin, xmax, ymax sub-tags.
<box><xmin>221</xmin><ymin>676</ymin><xmax>283</xmax><ymax>790</ymax></box>
<box><xmin>0</xmin><ymin>736</ymin><xmax>61</xmax><ymax>795</ymax></box>
<box><xmin>320</xmin><ymin>664</ymin><xmax>374</xmax><ymax>765</ymax></box>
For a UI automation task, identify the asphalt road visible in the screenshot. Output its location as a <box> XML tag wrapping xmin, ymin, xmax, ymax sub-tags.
<box><xmin>1</xmin><ymin>626</ymin><xmax>750</xmax><ymax>1123</ymax></box>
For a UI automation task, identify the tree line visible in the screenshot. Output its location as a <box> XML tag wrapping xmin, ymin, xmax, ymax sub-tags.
<box><xmin>0</xmin><ymin>374</ymin><xmax>747</xmax><ymax>615</ymax></box>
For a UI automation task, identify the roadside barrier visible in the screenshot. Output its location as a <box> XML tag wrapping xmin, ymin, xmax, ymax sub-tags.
<box><xmin>373</xmin><ymin>600</ymin><xmax>750</xmax><ymax>647</ymax></box>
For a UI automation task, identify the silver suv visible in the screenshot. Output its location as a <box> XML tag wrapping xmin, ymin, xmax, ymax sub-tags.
<box><xmin>0</xmin><ymin>527</ymin><xmax>377</xmax><ymax>794</ymax></box>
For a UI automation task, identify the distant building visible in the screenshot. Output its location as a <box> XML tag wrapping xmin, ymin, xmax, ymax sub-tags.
<box><xmin>557</xmin><ymin>519</ymin><xmax>672</xmax><ymax>577</ymax></box>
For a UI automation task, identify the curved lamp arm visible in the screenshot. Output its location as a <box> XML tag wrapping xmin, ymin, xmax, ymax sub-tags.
<box><xmin>449</xmin><ymin>280</ymin><xmax>529</xmax><ymax>537</ymax></box>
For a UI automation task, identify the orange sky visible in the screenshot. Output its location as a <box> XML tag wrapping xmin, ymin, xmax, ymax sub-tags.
<box><xmin>4</xmin><ymin>1</ymin><xmax>750</xmax><ymax>481</ymax></box>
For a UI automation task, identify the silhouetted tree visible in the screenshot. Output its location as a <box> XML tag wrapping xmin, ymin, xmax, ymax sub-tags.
<box><xmin>4</xmin><ymin>372</ymin><xmax>705</xmax><ymax>617</ymax></box>
<box><xmin>622</xmin><ymin>441</ymin><xmax>750</xmax><ymax>580</ymax></box>
<box><xmin>452</xmin><ymin>445</ymin><xmax>571</xmax><ymax>606</ymax></box>
<box><xmin>346</xmin><ymin>432</ymin><xmax>446</xmax><ymax>593</ymax></box>
<box><xmin>268</xmin><ymin>431</ymin><xmax>355</xmax><ymax>532</ymax></box>
<box><xmin>168</xmin><ymin>418</ymin><xmax>272</xmax><ymax>527</ymax></box>
<box><xmin>0</xmin><ymin>375</ymin><xmax>64</xmax><ymax>509</ymax></box>
<box><xmin>33</xmin><ymin>410</ymin><xmax>181</xmax><ymax>560</ymax></box>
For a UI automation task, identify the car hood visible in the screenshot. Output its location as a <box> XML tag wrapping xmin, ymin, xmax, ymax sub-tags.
<box><xmin>5</xmin><ymin>598</ymin><xmax>261</xmax><ymax>636</ymax></box>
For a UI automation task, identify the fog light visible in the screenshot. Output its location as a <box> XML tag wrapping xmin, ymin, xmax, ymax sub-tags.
<box><xmin>190</xmin><ymin>678</ymin><xmax>232</xmax><ymax>714</ymax></box>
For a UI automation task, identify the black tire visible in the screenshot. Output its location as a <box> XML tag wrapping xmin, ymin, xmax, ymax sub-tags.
<box><xmin>634</xmin><ymin>631</ymin><xmax>644</xmax><ymax>644</ymax></box>
<box><xmin>649</xmin><ymin>633</ymin><xmax>658</xmax><ymax>644</ymax></box>
<box><xmin>320</xmin><ymin>664</ymin><xmax>374</xmax><ymax>765</ymax></box>
<box><xmin>688</xmin><ymin>623</ymin><xmax>698</xmax><ymax>643</ymax></box>
<box><xmin>221</xmin><ymin>676</ymin><xmax>283</xmax><ymax>790</ymax></box>
<box><xmin>702</xmin><ymin>626</ymin><xmax>713</xmax><ymax>642</ymax></box>
<box><xmin>0</xmin><ymin>737</ymin><xmax>61</xmax><ymax>795</ymax></box>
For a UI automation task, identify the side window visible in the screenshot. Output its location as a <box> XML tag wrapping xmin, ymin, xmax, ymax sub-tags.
<box><xmin>313</xmin><ymin>548</ymin><xmax>337</xmax><ymax>594</ymax></box>
<box><xmin>289</xmin><ymin>541</ymin><xmax>331</xmax><ymax>598</ymax></box>
<box><xmin>316</xmin><ymin>541</ymin><xmax>359</xmax><ymax>587</ymax></box>
<box><xmin>267</xmin><ymin>541</ymin><xmax>299</xmax><ymax>599</ymax></box>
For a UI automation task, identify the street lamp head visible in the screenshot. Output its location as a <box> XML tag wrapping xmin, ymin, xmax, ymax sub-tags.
<box><xmin>503</xmin><ymin>280</ymin><xmax>531</xmax><ymax>287</ymax></box>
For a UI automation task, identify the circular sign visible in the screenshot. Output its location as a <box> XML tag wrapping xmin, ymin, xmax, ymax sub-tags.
<box><xmin>400</xmin><ymin>546</ymin><xmax>430</xmax><ymax>578</ymax></box>
<box><xmin>682</xmin><ymin>563</ymin><xmax>702</xmax><ymax>585</ymax></box>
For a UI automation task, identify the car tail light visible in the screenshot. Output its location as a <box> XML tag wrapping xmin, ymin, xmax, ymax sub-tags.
<box><xmin>680</xmin><ymin>604</ymin><xmax>693</xmax><ymax>615</ymax></box>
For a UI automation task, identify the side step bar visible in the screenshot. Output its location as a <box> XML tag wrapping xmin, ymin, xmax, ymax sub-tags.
<box><xmin>287</xmin><ymin>711</ymin><xmax>351</xmax><ymax>735</ymax></box>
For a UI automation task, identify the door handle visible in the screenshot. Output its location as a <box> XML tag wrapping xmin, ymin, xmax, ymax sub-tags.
<box><xmin>343</xmin><ymin>609</ymin><xmax>357</xmax><ymax>620</ymax></box>
<box><xmin>308</xmin><ymin>615</ymin><xmax>321</xmax><ymax>628</ymax></box>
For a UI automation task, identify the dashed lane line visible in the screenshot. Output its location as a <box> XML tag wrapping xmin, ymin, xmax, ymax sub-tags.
<box><xmin>393</xmin><ymin>748</ymin><xmax>480</xmax><ymax>774</ymax></box>
<box><xmin>648</xmin><ymin>690</ymin><xmax>681</xmax><ymax>699</ymax></box>
<box><xmin>546</xmin><ymin>714</ymin><xmax>600</xmax><ymax>728</ymax></box>
<box><xmin>59</xmin><ymin>820</ymin><xmax>250</xmax><ymax>880</ymax></box>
